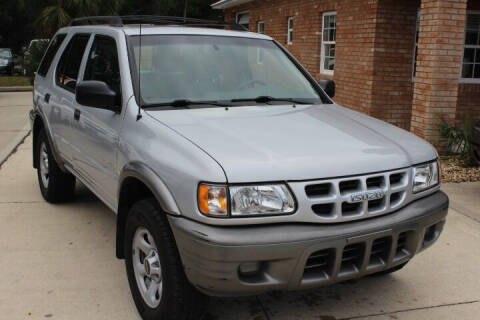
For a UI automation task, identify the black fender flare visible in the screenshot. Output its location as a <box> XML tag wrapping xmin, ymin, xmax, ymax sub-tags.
<box><xmin>31</xmin><ymin>109</ymin><xmax>66</xmax><ymax>171</ymax></box>
<box><xmin>116</xmin><ymin>162</ymin><xmax>181</xmax><ymax>258</ymax></box>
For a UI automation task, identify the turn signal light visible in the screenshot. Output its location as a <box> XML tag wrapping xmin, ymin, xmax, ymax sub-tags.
<box><xmin>198</xmin><ymin>184</ymin><xmax>228</xmax><ymax>217</ymax></box>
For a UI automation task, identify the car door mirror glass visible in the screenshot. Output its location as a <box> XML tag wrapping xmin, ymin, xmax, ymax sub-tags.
<box><xmin>318</xmin><ymin>79</ymin><xmax>335</xmax><ymax>98</ymax></box>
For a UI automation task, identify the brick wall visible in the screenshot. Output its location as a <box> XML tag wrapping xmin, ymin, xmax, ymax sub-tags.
<box><xmin>410</xmin><ymin>0</ymin><xmax>467</xmax><ymax>145</ymax></box>
<box><xmin>371</xmin><ymin>0</ymin><xmax>419</xmax><ymax>130</ymax></box>
<box><xmin>333</xmin><ymin>0</ymin><xmax>377</xmax><ymax>115</ymax></box>
<box><xmin>457</xmin><ymin>0</ymin><xmax>480</xmax><ymax>122</ymax></box>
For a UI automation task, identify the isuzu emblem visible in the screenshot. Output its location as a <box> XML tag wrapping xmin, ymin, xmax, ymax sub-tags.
<box><xmin>349</xmin><ymin>190</ymin><xmax>385</xmax><ymax>203</ymax></box>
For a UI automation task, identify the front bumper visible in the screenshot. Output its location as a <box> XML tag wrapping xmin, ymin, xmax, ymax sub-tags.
<box><xmin>169</xmin><ymin>191</ymin><xmax>448</xmax><ymax>297</ymax></box>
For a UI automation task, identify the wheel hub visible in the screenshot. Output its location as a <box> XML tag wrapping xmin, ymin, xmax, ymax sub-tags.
<box><xmin>144</xmin><ymin>251</ymin><xmax>159</xmax><ymax>277</ymax></box>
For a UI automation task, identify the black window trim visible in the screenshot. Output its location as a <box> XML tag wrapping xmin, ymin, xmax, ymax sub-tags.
<box><xmin>55</xmin><ymin>32</ymin><xmax>92</xmax><ymax>94</ymax></box>
<box><xmin>125</xmin><ymin>34</ymin><xmax>332</xmax><ymax>109</ymax></box>
<box><xmin>37</xmin><ymin>33</ymin><xmax>67</xmax><ymax>78</ymax></box>
<box><xmin>82</xmin><ymin>33</ymin><xmax>123</xmax><ymax>107</ymax></box>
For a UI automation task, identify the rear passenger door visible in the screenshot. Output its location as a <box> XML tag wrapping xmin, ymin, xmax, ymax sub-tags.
<box><xmin>48</xmin><ymin>33</ymin><xmax>91</xmax><ymax>163</ymax></box>
<box><xmin>34</xmin><ymin>33</ymin><xmax>67</xmax><ymax>156</ymax></box>
<box><xmin>71</xmin><ymin>34</ymin><xmax>124</xmax><ymax>206</ymax></box>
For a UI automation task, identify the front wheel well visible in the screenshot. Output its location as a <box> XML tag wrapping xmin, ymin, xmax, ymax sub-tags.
<box><xmin>116</xmin><ymin>177</ymin><xmax>157</xmax><ymax>259</ymax></box>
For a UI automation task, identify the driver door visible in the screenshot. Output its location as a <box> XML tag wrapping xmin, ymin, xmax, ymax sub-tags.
<box><xmin>70</xmin><ymin>33</ymin><xmax>124</xmax><ymax>207</ymax></box>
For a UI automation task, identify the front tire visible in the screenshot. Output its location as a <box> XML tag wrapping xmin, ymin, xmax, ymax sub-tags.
<box><xmin>36</xmin><ymin>130</ymin><xmax>75</xmax><ymax>203</ymax></box>
<box><xmin>124</xmin><ymin>198</ymin><xmax>207</xmax><ymax>320</ymax></box>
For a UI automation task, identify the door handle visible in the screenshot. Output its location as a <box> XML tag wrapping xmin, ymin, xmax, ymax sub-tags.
<box><xmin>74</xmin><ymin>109</ymin><xmax>81</xmax><ymax>121</ymax></box>
<box><xmin>44</xmin><ymin>93</ymin><xmax>50</xmax><ymax>103</ymax></box>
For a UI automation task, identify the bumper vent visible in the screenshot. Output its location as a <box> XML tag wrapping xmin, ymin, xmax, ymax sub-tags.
<box><xmin>340</xmin><ymin>243</ymin><xmax>365</xmax><ymax>274</ymax></box>
<box><xmin>302</xmin><ymin>225</ymin><xmax>442</xmax><ymax>284</ymax></box>
<box><xmin>369</xmin><ymin>236</ymin><xmax>392</xmax><ymax>267</ymax></box>
<box><xmin>304</xmin><ymin>249</ymin><xmax>335</xmax><ymax>280</ymax></box>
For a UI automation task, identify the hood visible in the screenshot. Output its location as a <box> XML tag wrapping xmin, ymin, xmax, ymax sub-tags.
<box><xmin>146</xmin><ymin>104</ymin><xmax>437</xmax><ymax>183</ymax></box>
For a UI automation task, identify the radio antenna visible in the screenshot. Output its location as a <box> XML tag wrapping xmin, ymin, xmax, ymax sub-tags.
<box><xmin>136</xmin><ymin>22</ymin><xmax>143</xmax><ymax>121</ymax></box>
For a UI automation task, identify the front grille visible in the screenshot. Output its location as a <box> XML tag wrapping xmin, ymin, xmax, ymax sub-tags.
<box><xmin>367</xmin><ymin>176</ymin><xmax>384</xmax><ymax>189</ymax></box>
<box><xmin>312</xmin><ymin>203</ymin><xmax>335</xmax><ymax>217</ymax></box>
<box><xmin>305</xmin><ymin>183</ymin><xmax>331</xmax><ymax>197</ymax></box>
<box><xmin>339</xmin><ymin>180</ymin><xmax>361</xmax><ymax>194</ymax></box>
<box><xmin>301</xmin><ymin>169</ymin><xmax>410</xmax><ymax>223</ymax></box>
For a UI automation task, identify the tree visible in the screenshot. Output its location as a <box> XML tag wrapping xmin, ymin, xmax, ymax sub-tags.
<box><xmin>0</xmin><ymin>0</ymin><xmax>222</xmax><ymax>52</ymax></box>
<box><xmin>35</xmin><ymin>1</ymin><xmax>72</xmax><ymax>37</ymax></box>
<box><xmin>35</xmin><ymin>0</ymin><xmax>124</xmax><ymax>37</ymax></box>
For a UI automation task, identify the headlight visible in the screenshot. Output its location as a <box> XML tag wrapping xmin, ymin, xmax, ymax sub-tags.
<box><xmin>230</xmin><ymin>184</ymin><xmax>295</xmax><ymax>216</ymax></box>
<box><xmin>198</xmin><ymin>183</ymin><xmax>296</xmax><ymax>217</ymax></box>
<box><xmin>412</xmin><ymin>161</ymin><xmax>439</xmax><ymax>193</ymax></box>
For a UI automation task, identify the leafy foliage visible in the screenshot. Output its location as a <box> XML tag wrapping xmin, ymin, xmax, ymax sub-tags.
<box><xmin>0</xmin><ymin>0</ymin><xmax>221</xmax><ymax>52</ymax></box>
<box><xmin>439</xmin><ymin>117</ymin><xmax>477</xmax><ymax>166</ymax></box>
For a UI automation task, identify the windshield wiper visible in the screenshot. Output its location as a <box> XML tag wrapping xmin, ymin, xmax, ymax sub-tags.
<box><xmin>230</xmin><ymin>96</ymin><xmax>313</xmax><ymax>105</ymax></box>
<box><xmin>142</xmin><ymin>99</ymin><xmax>232</xmax><ymax>109</ymax></box>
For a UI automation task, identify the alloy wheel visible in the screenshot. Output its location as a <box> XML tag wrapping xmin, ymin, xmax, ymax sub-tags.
<box><xmin>132</xmin><ymin>227</ymin><xmax>163</xmax><ymax>308</ymax></box>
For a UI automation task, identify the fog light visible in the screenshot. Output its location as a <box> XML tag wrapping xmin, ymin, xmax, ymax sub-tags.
<box><xmin>238</xmin><ymin>262</ymin><xmax>261</xmax><ymax>276</ymax></box>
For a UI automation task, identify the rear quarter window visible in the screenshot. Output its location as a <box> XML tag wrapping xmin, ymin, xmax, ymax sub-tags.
<box><xmin>37</xmin><ymin>34</ymin><xmax>67</xmax><ymax>77</ymax></box>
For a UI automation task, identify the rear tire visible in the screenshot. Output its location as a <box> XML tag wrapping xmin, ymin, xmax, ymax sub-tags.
<box><xmin>36</xmin><ymin>130</ymin><xmax>75</xmax><ymax>203</ymax></box>
<box><xmin>124</xmin><ymin>198</ymin><xmax>207</xmax><ymax>320</ymax></box>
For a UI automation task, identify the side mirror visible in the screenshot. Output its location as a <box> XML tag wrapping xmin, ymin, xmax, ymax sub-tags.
<box><xmin>319</xmin><ymin>79</ymin><xmax>335</xmax><ymax>98</ymax></box>
<box><xmin>76</xmin><ymin>81</ymin><xmax>120</xmax><ymax>112</ymax></box>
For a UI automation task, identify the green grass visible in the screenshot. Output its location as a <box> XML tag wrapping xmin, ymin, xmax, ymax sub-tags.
<box><xmin>0</xmin><ymin>76</ymin><xmax>31</xmax><ymax>87</ymax></box>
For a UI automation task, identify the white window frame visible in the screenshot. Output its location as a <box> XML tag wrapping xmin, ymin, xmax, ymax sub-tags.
<box><xmin>258</xmin><ymin>21</ymin><xmax>265</xmax><ymax>34</ymax></box>
<box><xmin>460</xmin><ymin>11</ymin><xmax>480</xmax><ymax>84</ymax></box>
<box><xmin>320</xmin><ymin>12</ymin><xmax>336</xmax><ymax>75</ymax></box>
<box><xmin>236</xmin><ymin>11</ymin><xmax>250</xmax><ymax>30</ymax></box>
<box><xmin>287</xmin><ymin>17</ymin><xmax>294</xmax><ymax>45</ymax></box>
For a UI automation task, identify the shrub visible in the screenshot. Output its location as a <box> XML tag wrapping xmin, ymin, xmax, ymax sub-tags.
<box><xmin>439</xmin><ymin>117</ymin><xmax>477</xmax><ymax>166</ymax></box>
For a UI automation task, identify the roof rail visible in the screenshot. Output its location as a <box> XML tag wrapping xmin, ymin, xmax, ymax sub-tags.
<box><xmin>69</xmin><ymin>15</ymin><xmax>247</xmax><ymax>31</ymax></box>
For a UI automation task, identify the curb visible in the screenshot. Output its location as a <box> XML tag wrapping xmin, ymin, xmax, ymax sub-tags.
<box><xmin>0</xmin><ymin>86</ymin><xmax>33</xmax><ymax>92</ymax></box>
<box><xmin>0</xmin><ymin>126</ymin><xmax>31</xmax><ymax>168</ymax></box>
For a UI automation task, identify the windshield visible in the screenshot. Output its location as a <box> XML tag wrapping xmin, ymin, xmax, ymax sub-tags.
<box><xmin>0</xmin><ymin>49</ymin><xmax>12</xmax><ymax>58</ymax></box>
<box><xmin>128</xmin><ymin>35</ymin><xmax>326</xmax><ymax>106</ymax></box>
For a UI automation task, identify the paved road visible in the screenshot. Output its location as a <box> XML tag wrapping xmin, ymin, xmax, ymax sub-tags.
<box><xmin>0</xmin><ymin>91</ymin><xmax>32</xmax><ymax>165</ymax></box>
<box><xmin>0</xmin><ymin>138</ymin><xmax>479</xmax><ymax>319</ymax></box>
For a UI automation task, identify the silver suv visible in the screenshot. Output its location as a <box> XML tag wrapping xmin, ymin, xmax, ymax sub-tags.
<box><xmin>30</xmin><ymin>16</ymin><xmax>449</xmax><ymax>320</ymax></box>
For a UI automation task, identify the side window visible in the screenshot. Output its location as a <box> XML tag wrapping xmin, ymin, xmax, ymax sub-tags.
<box><xmin>37</xmin><ymin>34</ymin><xmax>67</xmax><ymax>77</ymax></box>
<box><xmin>84</xmin><ymin>35</ymin><xmax>121</xmax><ymax>96</ymax></box>
<box><xmin>56</xmin><ymin>34</ymin><xmax>90</xmax><ymax>92</ymax></box>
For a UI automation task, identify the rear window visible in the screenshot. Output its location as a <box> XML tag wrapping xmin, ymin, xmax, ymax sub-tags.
<box><xmin>37</xmin><ymin>34</ymin><xmax>67</xmax><ymax>77</ymax></box>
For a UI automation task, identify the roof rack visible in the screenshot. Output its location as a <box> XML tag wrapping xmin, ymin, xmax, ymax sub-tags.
<box><xmin>69</xmin><ymin>15</ymin><xmax>247</xmax><ymax>31</ymax></box>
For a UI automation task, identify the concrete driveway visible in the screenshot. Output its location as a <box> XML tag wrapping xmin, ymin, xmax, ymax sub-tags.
<box><xmin>0</xmin><ymin>102</ymin><xmax>479</xmax><ymax>319</ymax></box>
<box><xmin>0</xmin><ymin>91</ymin><xmax>31</xmax><ymax>165</ymax></box>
